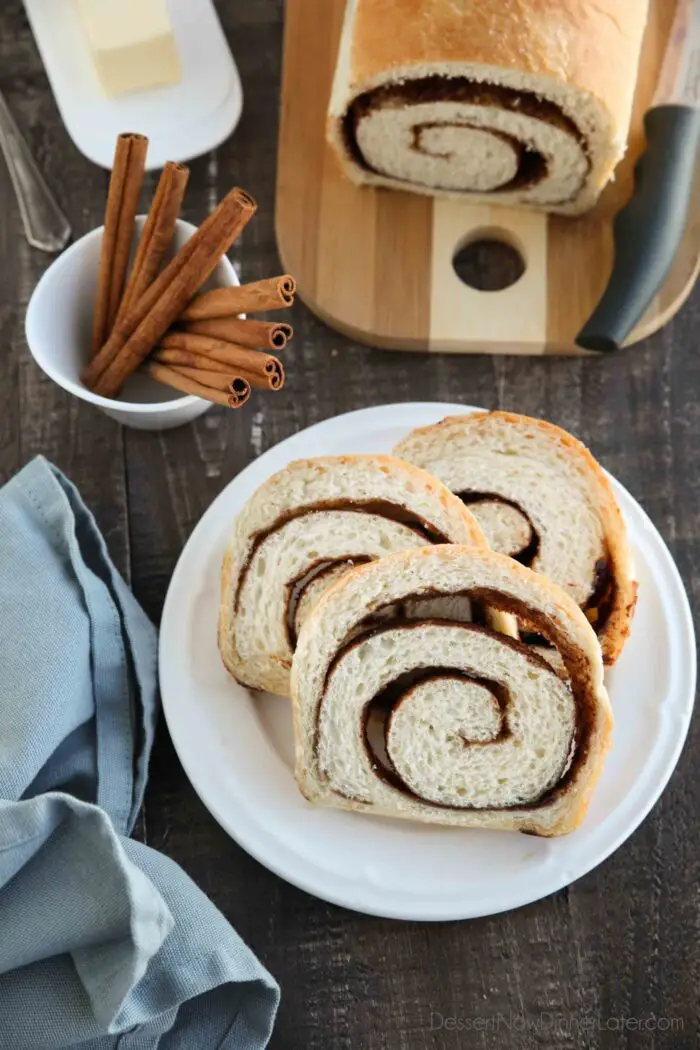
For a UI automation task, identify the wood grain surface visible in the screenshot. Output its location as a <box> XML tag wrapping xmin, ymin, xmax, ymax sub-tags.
<box><xmin>277</xmin><ymin>0</ymin><xmax>700</xmax><ymax>355</ymax></box>
<box><xmin>0</xmin><ymin>1</ymin><xmax>698</xmax><ymax>1047</ymax></box>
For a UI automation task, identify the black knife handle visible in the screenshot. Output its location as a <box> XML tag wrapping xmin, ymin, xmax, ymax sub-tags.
<box><xmin>576</xmin><ymin>105</ymin><xmax>700</xmax><ymax>352</ymax></box>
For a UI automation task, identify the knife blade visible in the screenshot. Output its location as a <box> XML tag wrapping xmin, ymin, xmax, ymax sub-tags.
<box><xmin>576</xmin><ymin>0</ymin><xmax>700</xmax><ymax>352</ymax></box>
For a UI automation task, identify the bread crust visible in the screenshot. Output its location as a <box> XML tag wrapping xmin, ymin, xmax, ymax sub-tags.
<box><xmin>328</xmin><ymin>0</ymin><xmax>650</xmax><ymax>212</ymax></box>
<box><xmin>394</xmin><ymin>411</ymin><xmax>637</xmax><ymax>665</ymax></box>
<box><xmin>345</xmin><ymin>0</ymin><xmax>647</xmax><ymax>114</ymax></box>
<box><xmin>291</xmin><ymin>544</ymin><xmax>613</xmax><ymax>836</ymax></box>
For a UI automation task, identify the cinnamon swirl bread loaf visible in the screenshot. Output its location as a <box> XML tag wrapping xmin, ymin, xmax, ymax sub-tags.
<box><xmin>291</xmin><ymin>546</ymin><xmax>612</xmax><ymax>835</ymax></box>
<box><xmin>394</xmin><ymin>412</ymin><xmax>637</xmax><ymax>665</ymax></box>
<box><xmin>328</xmin><ymin>0</ymin><xmax>650</xmax><ymax>213</ymax></box>
<box><xmin>219</xmin><ymin>455</ymin><xmax>494</xmax><ymax>696</ymax></box>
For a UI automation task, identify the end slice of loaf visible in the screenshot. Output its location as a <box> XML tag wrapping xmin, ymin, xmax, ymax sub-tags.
<box><xmin>328</xmin><ymin>0</ymin><xmax>650</xmax><ymax>213</ymax></box>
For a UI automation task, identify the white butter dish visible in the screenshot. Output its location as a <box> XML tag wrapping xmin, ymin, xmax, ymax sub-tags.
<box><xmin>23</xmin><ymin>0</ymin><xmax>243</xmax><ymax>170</ymax></box>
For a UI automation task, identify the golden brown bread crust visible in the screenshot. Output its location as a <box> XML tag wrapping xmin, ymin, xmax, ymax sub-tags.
<box><xmin>348</xmin><ymin>0</ymin><xmax>646</xmax><ymax>121</ymax></box>
<box><xmin>395</xmin><ymin>411</ymin><xmax>637</xmax><ymax>665</ymax></box>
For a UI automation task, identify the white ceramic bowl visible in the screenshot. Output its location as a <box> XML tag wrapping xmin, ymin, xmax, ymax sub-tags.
<box><xmin>25</xmin><ymin>217</ymin><xmax>239</xmax><ymax>430</ymax></box>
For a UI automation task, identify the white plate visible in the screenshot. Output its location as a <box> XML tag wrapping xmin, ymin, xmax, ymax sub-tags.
<box><xmin>23</xmin><ymin>0</ymin><xmax>242</xmax><ymax>169</ymax></box>
<box><xmin>159</xmin><ymin>404</ymin><xmax>696</xmax><ymax>921</ymax></box>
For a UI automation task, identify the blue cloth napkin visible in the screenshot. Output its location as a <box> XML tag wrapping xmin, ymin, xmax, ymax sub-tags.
<box><xmin>0</xmin><ymin>457</ymin><xmax>279</xmax><ymax>1049</ymax></box>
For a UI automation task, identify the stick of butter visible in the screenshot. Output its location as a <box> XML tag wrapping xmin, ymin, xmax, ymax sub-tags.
<box><xmin>74</xmin><ymin>0</ymin><xmax>182</xmax><ymax>97</ymax></box>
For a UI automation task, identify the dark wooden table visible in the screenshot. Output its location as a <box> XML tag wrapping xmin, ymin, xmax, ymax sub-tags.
<box><xmin>1</xmin><ymin>2</ymin><xmax>698</xmax><ymax>1047</ymax></box>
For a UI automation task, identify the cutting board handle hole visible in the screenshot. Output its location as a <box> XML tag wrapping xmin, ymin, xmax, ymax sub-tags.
<box><xmin>452</xmin><ymin>229</ymin><xmax>526</xmax><ymax>292</ymax></box>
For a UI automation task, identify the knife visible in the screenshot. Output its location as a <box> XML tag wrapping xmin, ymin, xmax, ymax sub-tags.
<box><xmin>577</xmin><ymin>0</ymin><xmax>700</xmax><ymax>352</ymax></box>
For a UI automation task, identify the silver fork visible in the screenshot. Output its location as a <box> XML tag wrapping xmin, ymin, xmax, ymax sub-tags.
<box><xmin>0</xmin><ymin>87</ymin><xmax>71</xmax><ymax>253</ymax></box>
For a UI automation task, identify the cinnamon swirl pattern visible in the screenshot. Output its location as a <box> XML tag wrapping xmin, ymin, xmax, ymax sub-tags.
<box><xmin>342</xmin><ymin>79</ymin><xmax>590</xmax><ymax>208</ymax></box>
<box><xmin>218</xmin><ymin>455</ymin><xmax>489</xmax><ymax>696</ymax></box>
<box><xmin>291</xmin><ymin>546</ymin><xmax>613</xmax><ymax>837</ymax></box>
<box><xmin>394</xmin><ymin>413</ymin><xmax>637</xmax><ymax>666</ymax></box>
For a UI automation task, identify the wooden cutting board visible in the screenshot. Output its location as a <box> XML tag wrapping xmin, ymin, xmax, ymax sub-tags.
<box><xmin>276</xmin><ymin>0</ymin><xmax>700</xmax><ymax>355</ymax></box>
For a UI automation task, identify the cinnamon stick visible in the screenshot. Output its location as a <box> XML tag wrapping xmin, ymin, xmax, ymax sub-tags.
<box><xmin>228</xmin><ymin>377</ymin><xmax>251</xmax><ymax>408</ymax></box>
<box><xmin>154</xmin><ymin>346</ymin><xmax>232</xmax><ymax>374</ymax></box>
<box><xmin>143</xmin><ymin>361</ymin><xmax>250</xmax><ymax>409</ymax></box>
<box><xmin>159</xmin><ymin>331</ymin><xmax>284</xmax><ymax>385</ymax></box>
<box><xmin>91</xmin><ymin>133</ymin><xmax>148</xmax><ymax>355</ymax></box>
<box><xmin>114</xmin><ymin>161</ymin><xmax>189</xmax><ymax>325</ymax></box>
<box><xmin>183</xmin><ymin>316</ymin><xmax>293</xmax><ymax>350</ymax></box>
<box><xmin>180</xmin><ymin>276</ymin><xmax>296</xmax><ymax>320</ymax></box>
<box><xmin>155</xmin><ymin>345</ymin><xmax>284</xmax><ymax>390</ymax></box>
<box><xmin>82</xmin><ymin>187</ymin><xmax>257</xmax><ymax>397</ymax></box>
<box><xmin>167</xmin><ymin>364</ymin><xmax>240</xmax><ymax>394</ymax></box>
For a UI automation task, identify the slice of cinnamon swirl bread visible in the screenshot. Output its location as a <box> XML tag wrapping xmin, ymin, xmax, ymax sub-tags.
<box><xmin>218</xmin><ymin>455</ymin><xmax>494</xmax><ymax>696</ymax></box>
<box><xmin>394</xmin><ymin>412</ymin><xmax>637</xmax><ymax>665</ymax></box>
<box><xmin>291</xmin><ymin>545</ymin><xmax>613</xmax><ymax>836</ymax></box>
